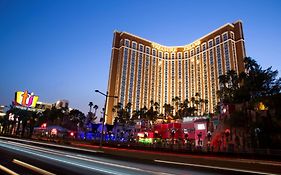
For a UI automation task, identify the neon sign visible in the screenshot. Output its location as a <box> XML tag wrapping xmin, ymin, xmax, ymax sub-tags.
<box><xmin>15</xmin><ymin>90</ymin><xmax>39</xmax><ymax>108</ymax></box>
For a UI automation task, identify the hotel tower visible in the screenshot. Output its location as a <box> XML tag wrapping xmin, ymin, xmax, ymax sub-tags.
<box><xmin>105</xmin><ymin>20</ymin><xmax>246</xmax><ymax>124</ymax></box>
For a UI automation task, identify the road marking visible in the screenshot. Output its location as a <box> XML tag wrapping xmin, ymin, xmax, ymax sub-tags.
<box><xmin>234</xmin><ymin>159</ymin><xmax>281</xmax><ymax>167</ymax></box>
<box><xmin>0</xmin><ymin>164</ymin><xmax>19</xmax><ymax>175</ymax></box>
<box><xmin>154</xmin><ymin>159</ymin><xmax>278</xmax><ymax>175</ymax></box>
<box><xmin>12</xmin><ymin>159</ymin><xmax>56</xmax><ymax>175</ymax></box>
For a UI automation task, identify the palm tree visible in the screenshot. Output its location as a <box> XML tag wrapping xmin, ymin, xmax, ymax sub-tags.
<box><xmin>204</xmin><ymin>99</ymin><xmax>209</xmax><ymax>114</ymax></box>
<box><xmin>93</xmin><ymin>105</ymin><xmax>98</xmax><ymax>116</ymax></box>
<box><xmin>190</xmin><ymin>97</ymin><xmax>195</xmax><ymax>107</ymax></box>
<box><xmin>172</xmin><ymin>96</ymin><xmax>181</xmax><ymax>115</ymax></box>
<box><xmin>163</xmin><ymin>103</ymin><xmax>174</xmax><ymax>121</ymax></box>
<box><xmin>88</xmin><ymin>102</ymin><xmax>93</xmax><ymax>113</ymax></box>
<box><xmin>69</xmin><ymin>109</ymin><xmax>86</xmax><ymax>131</ymax></box>
<box><xmin>112</xmin><ymin>102</ymin><xmax>124</xmax><ymax>124</ymax></box>
<box><xmin>154</xmin><ymin>102</ymin><xmax>160</xmax><ymax>113</ymax></box>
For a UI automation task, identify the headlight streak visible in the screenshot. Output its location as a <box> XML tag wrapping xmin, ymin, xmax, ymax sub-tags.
<box><xmin>154</xmin><ymin>159</ymin><xmax>277</xmax><ymax>175</ymax></box>
<box><xmin>0</xmin><ymin>142</ymin><xmax>127</xmax><ymax>175</ymax></box>
<box><xmin>0</xmin><ymin>140</ymin><xmax>175</xmax><ymax>175</ymax></box>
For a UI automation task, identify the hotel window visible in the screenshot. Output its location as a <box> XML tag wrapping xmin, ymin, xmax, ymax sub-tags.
<box><xmin>164</xmin><ymin>60</ymin><xmax>168</xmax><ymax>104</ymax></box>
<box><xmin>135</xmin><ymin>45</ymin><xmax>143</xmax><ymax>110</ymax></box>
<box><xmin>152</xmin><ymin>49</ymin><xmax>156</xmax><ymax>56</ymax></box>
<box><xmin>171</xmin><ymin>60</ymin><xmax>175</xmax><ymax>100</ymax></box>
<box><xmin>232</xmin><ymin>43</ymin><xmax>238</xmax><ymax>71</ymax></box>
<box><xmin>224</xmin><ymin>42</ymin><xmax>231</xmax><ymax>73</ymax></box>
<box><xmin>196</xmin><ymin>47</ymin><xmax>200</xmax><ymax>54</ymax></box>
<box><xmin>144</xmin><ymin>52</ymin><xmax>150</xmax><ymax>107</ymax></box>
<box><xmin>208</xmin><ymin>40</ymin><xmax>213</xmax><ymax>48</ymax></box>
<box><xmin>146</xmin><ymin>46</ymin><xmax>151</xmax><ymax>54</ymax></box>
<box><xmin>165</xmin><ymin>52</ymin><xmax>169</xmax><ymax>60</ymax></box>
<box><xmin>158</xmin><ymin>62</ymin><xmax>162</xmax><ymax>106</ymax></box>
<box><xmin>184</xmin><ymin>52</ymin><xmax>188</xmax><ymax>59</ymax></box>
<box><xmin>128</xmin><ymin>45</ymin><xmax>136</xmax><ymax>103</ymax></box>
<box><xmin>178</xmin><ymin>52</ymin><xmax>182</xmax><ymax>79</ymax></box>
<box><xmin>209</xmin><ymin>47</ymin><xmax>216</xmax><ymax>111</ymax></box>
<box><xmin>185</xmin><ymin>59</ymin><xmax>189</xmax><ymax>100</ymax></box>
<box><xmin>197</xmin><ymin>56</ymin><xmax>201</xmax><ymax>99</ymax></box>
<box><xmin>125</xmin><ymin>39</ymin><xmax>130</xmax><ymax>47</ymax></box>
<box><xmin>190</xmin><ymin>50</ymin><xmax>194</xmax><ymax>57</ymax></box>
<box><xmin>215</xmin><ymin>36</ymin><xmax>220</xmax><ymax>45</ymax></box>
<box><xmin>190</xmin><ymin>60</ymin><xmax>195</xmax><ymax>97</ymax></box>
<box><xmin>178</xmin><ymin>52</ymin><xmax>182</xmax><ymax>99</ymax></box>
<box><xmin>151</xmin><ymin>55</ymin><xmax>156</xmax><ymax>101</ymax></box>
<box><xmin>216</xmin><ymin>45</ymin><xmax>223</xmax><ymax>77</ymax></box>
<box><xmin>202</xmin><ymin>43</ymin><xmax>206</xmax><ymax>51</ymax></box>
<box><xmin>139</xmin><ymin>44</ymin><xmax>144</xmax><ymax>52</ymax></box>
<box><xmin>223</xmin><ymin>32</ymin><xmax>228</xmax><ymax>42</ymax></box>
<box><xmin>159</xmin><ymin>51</ymin><xmax>163</xmax><ymax>59</ymax></box>
<box><xmin>171</xmin><ymin>53</ymin><xmax>175</xmax><ymax>60</ymax></box>
<box><xmin>120</xmin><ymin>47</ymin><xmax>129</xmax><ymax>105</ymax></box>
<box><xmin>203</xmin><ymin>52</ymin><xmax>208</xmax><ymax>112</ymax></box>
<box><xmin>132</xmin><ymin>41</ymin><xmax>137</xmax><ymax>49</ymax></box>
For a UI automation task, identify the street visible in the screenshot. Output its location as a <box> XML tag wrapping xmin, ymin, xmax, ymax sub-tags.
<box><xmin>0</xmin><ymin>137</ymin><xmax>279</xmax><ymax>175</ymax></box>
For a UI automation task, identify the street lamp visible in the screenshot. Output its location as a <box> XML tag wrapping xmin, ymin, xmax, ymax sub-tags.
<box><xmin>95</xmin><ymin>90</ymin><xmax>118</xmax><ymax>150</ymax></box>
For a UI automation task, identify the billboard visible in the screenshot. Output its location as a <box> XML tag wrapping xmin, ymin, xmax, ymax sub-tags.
<box><xmin>15</xmin><ymin>91</ymin><xmax>39</xmax><ymax>108</ymax></box>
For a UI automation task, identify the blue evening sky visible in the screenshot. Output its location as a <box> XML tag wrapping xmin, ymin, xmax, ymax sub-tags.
<box><xmin>1</xmin><ymin>0</ymin><xmax>281</xmax><ymax>116</ymax></box>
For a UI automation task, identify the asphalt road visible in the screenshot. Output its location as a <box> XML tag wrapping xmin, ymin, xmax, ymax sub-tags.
<box><xmin>0</xmin><ymin>138</ymin><xmax>279</xmax><ymax>175</ymax></box>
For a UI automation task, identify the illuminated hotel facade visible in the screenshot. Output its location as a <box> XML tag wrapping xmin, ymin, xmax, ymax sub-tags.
<box><xmin>106</xmin><ymin>20</ymin><xmax>246</xmax><ymax>124</ymax></box>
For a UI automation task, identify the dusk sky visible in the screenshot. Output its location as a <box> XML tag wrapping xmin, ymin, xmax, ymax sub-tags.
<box><xmin>1</xmin><ymin>0</ymin><xmax>281</xmax><ymax>117</ymax></box>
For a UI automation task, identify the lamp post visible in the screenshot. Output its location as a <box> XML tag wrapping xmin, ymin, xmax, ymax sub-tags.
<box><xmin>95</xmin><ymin>90</ymin><xmax>118</xmax><ymax>150</ymax></box>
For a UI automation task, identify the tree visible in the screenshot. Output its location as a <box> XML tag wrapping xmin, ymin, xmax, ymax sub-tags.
<box><xmin>146</xmin><ymin>101</ymin><xmax>158</xmax><ymax>127</ymax></box>
<box><xmin>112</xmin><ymin>102</ymin><xmax>131</xmax><ymax>125</ymax></box>
<box><xmin>154</xmin><ymin>102</ymin><xmax>160</xmax><ymax>113</ymax></box>
<box><xmin>93</xmin><ymin>105</ymin><xmax>98</xmax><ymax>116</ymax></box>
<box><xmin>172</xmin><ymin>96</ymin><xmax>181</xmax><ymax>115</ymax></box>
<box><xmin>219</xmin><ymin>57</ymin><xmax>281</xmax><ymax>149</ymax></box>
<box><xmin>88</xmin><ymin>102</ymin><xmax>93</xmax><ymax>113</ymax></box>
<box><xmin>69</xmin><ymin>109</ymin><xmax>86</xmax><ymax>131</ymax></box>
<box><xmin>163</xmin><ymin>103</ymin><xmax>174</xmax><ymax>121</ymax></box>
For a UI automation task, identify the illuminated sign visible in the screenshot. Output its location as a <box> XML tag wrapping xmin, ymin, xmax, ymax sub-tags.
<box><xmin>139</xmin><ymin>138</ymin><xmax>153</xmax><ymax>144</ymax></box>
<box><xmin>197</xmin><ymin>123</ymin><xmax>206</xmax><ymax>130</ymax></box>
<box><xmin>15</xmin><ymin>90</ymin><xmax>39</xmax><ymax>108</ymax></box>
<box><xmin>257</xmin><ymin>102</ymin><xmax>268</xmax><ymax>111</ymax></box>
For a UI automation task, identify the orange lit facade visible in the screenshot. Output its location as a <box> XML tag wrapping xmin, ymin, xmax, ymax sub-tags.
<box><xmin>106</xmin><ymin>20</ymin><xmax>246</xmax><ymax>124</ymax></box>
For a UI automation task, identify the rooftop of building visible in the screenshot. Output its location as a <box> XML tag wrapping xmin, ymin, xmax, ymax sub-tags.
<box><xmin>115</xmin><ymin>20</ymin><xmax>242</xmax><ymax>51</ymax></box>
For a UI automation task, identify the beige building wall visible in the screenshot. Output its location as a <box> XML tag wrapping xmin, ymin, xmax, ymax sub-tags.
<box><xmin>106</xmin><ymin>21</ymin><xmax>246</xmax><ymax>124</ymax></box>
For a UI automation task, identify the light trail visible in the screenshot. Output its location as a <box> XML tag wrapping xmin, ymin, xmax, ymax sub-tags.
<box><xmin>0</xmin><ymin>164</ymin><xmax>19</xmax><ymax>175</ymax></box>
<box><xmin>154</xmin><ymin>159</ymin><xmax>278</xmax><ymax>175</ymax></box>
<box><xmin>0</xmin><ymin>136</ymin><xmax>280</xmax><ymax>175</ymax></box>
<box><xmin>0</xmin><ymin>136</ymin><xmax>102</xmax><ymax>153</ymax></box>
<box><xmin>12</xmin><ymin>159</ymin><xmax>56</xmax><ymax>175</ymax></box>
<box><xmin>65</xmin><ymin>154</ymin><xmax>175</xmax><ymax>175</ymax></box>
<box><xmin>0</xmin><ymin>140</ymin><xmax>175</xmax><ymax>175</ymax></box>
<box><xmin>0</xmin><ymin>142</ymin><xmax>124</xmax><ymax>175</ymax></box>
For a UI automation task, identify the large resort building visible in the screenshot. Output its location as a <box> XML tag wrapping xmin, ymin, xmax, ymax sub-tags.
<box><xmin>106</xmin><ymin>20</ymin><xmax>246</xmax><ymax>124</ymax></box>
